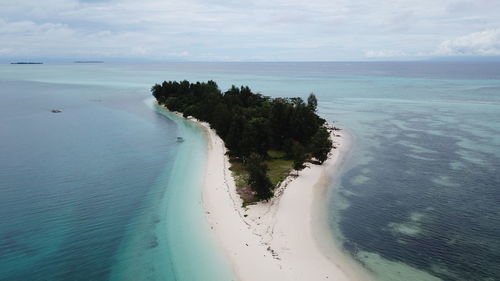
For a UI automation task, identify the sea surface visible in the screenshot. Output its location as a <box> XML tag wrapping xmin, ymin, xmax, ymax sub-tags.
<box><xmin>1</xmin><ymin>62</ymin><xmax>499</xmax><ymax>281</ymax></box>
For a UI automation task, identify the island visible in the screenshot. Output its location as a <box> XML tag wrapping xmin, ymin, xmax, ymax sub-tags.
<box><xmin>152</xmin><ymin>80</ymin><xmax>333</xmax><ymax>201</ymax></box>
<box><xmin>152</xmin><ymin>80</ymin><xmax>371</xmax><ymax>281</ymax></box>
<box><xmin>10</xmin><ymin>62</ymin><xmax>43</xmax><ymax>64</ymax></box>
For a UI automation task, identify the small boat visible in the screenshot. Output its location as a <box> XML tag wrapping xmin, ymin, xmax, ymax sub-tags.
<box><xmin>51</xmin><ymin>109</ymin><xmax>62</xmax><ymax>113</ymax></box>
<box><xmin>176</xmin><ymin>137</ymin><xmax>185</xmax><ymax>142</ymax></box>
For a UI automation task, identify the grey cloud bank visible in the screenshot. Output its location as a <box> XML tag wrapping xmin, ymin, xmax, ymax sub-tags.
<box><xmin>1</xmin><ymin>0</ymin><xmax>499</xmax><ymax>61</ymax></box>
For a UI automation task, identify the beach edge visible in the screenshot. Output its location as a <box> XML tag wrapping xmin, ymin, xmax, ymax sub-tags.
<box><xmin>157</xmin><ymin>102</ymin><xmax>373</xmax><ymax>281</ymax></box>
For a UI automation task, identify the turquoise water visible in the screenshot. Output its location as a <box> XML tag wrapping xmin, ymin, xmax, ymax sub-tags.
<box><xmin>1</xmin><ymin>62</ymin><xmax>499</xmax><ymax>281</ymax></box>
<box><xmin>109</xmin><ymin>105</ymin><xmax>232</xmax><ymax>281</ymax></box>
<box><xmin>0</xmin><ymin>67</ymin><xmax>233</xmax><ymax>280</ymax></box>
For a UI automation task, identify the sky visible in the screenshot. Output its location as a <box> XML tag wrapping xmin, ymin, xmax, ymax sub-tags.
<box><xmin>1</xmin><ymin>0</ymin><xmax>500</xmax><ymax>61</ymax></box>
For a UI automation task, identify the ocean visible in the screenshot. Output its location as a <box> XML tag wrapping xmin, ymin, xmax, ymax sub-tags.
<box><xmin>0</xmin><ymin>62</ymin><xmax>499</xmax><ymax>281</ymax></box>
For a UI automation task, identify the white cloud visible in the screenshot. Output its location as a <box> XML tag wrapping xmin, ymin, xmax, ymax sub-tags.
<box><xmin>0</xmin><ymin>48</ymin><xmax>13</xmax><ymax>55</ymax></box>
<box><xmin>167</xmin><ymin>51</ymin><xmax>190</xmax><ymax>57</ymax></box>
<box><xmin>438</xmin><ymin>29</ymin><xmax>500</xmax><ymax>56</ymax></box>
<box><xmin>364</xmin><ymin>50</ymin><xmax>407</xmax><ymax>58</ymax></box>
<box><xmin>1</xmin><ymin>0</ymin><xmax>500</xmax><ymax>60</ymax></box>
<box><xmin>131</xmin><ymin>46</ymin><xmax>150</xmax><ymax>55</ymax></box>
<box><xmin>363</xmin><ymin>49</ymin><xmax>430</xmax><ymax>59</ymax></box>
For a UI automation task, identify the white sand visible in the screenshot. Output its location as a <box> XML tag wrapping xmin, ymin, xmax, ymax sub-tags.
<box><xmin>196</xmin><ymin>118</ymin><xmax>375</xmax><ymax>281</ymax></box>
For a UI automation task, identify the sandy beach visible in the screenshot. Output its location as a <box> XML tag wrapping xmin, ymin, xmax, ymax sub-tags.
<box><xmin>196</xmin><ymin>117</ymin><xmax>374</xmax><ymax>281</ymax></box>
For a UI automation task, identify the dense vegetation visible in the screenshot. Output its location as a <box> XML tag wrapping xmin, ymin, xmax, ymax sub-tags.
<box><xmin>152</xmin><ymin>80</ymin><xmax>332</xmax><ymax>200</ymax></box>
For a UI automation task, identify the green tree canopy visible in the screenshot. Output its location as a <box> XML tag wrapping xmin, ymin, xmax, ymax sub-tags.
<box><xmin>152</xmin><ymin>80</ymin><xmax>333</xmax><ymax>199</ymax></box>
<box><xmin>307</xmin><ymin>93</ymin><xmax>318</xmax><ymax>112</ymax></box>
<box><xmin>310</xmin><ymin>127</ymin><xmax>332</xmax><ymax>164</ymax></box>
<box><xmin>246</xmin><ymin>153</ymin><xmax>273</xmax><ymax>200</ymax></box>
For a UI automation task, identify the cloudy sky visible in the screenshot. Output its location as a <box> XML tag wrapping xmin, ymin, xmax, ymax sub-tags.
<box><xmin>1</xmin><ymin>0</ymin><xmax>499</xmax><ymax>61</ymax></box>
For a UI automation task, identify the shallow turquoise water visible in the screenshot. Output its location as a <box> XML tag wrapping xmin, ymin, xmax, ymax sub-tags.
<box><xmin>0</xmin><ymin>68</ymin><xmax>233</xmax><ymax>281</ymax></box>
<box><xmin>1</xmin><ymin>62</ymin><xmax>499</xmax><ymax>281</ymax></box>
<box><xmin>109</xmin><ymin>104</ymin><xmax>232</xmax><ymax>281</ymax></box>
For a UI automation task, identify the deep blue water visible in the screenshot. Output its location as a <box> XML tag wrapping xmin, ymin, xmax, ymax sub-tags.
<box><xmin>1</xmin><ymin>62</ymin><xmax>499</xmax><ymax>281</ymax></box>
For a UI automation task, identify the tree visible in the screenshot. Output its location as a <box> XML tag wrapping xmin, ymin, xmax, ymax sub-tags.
<box><xmin>310</xmin><ymin>127</ymin><xmax>332</xmax><ymax>164</ymax></box>
<box><xmin>245</xmin><ymin>153</ymin><xmax>273</xmax><ymax>200</ymax></box>
<box><xmin>307</xmin><ymin>93</ymin><xmax>318</xmax><ymax>112</ymax></box>
<box><xmin>225</xmin><ymin>113</ymin><xmax>246</xmax><ymax>155</ymax></box>
<box><xmin>270</xmin><ymin>98</ymin><xmax>292</xmax><ymax>147</ymax></box>
<box><xmin>240</xmin><ymin>117</ymin><xmax>271</xmax><ymax>156</ymax></box>
<box><xmin>211</xmin><ymin>102</ymin><xmax>232</xmax><ymax>138</ymax></box>
<box><xmin>291</xmin><ymin>141</ymin><xmax>306</xmax><ymax>175</ymax></box>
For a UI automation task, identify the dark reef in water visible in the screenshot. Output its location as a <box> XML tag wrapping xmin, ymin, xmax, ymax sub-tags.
<box><xmin>337</xmin><ymin>111</ymin><xmax>500</xmax><ymax>281</ymax></box>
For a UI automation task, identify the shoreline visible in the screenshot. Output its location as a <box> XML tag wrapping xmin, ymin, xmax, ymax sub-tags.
<box><xmin>159</xmin><ymin>104</ymin><xmax>373</xmax><ymax>281</ymax></box>
<box><xmin>197</xmin><ymin>123</ymin><xmax>373</xmax><ymax>280</ymax></box>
